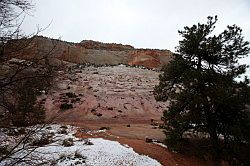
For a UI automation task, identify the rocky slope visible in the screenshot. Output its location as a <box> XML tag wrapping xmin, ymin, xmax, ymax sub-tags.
<box><xmin>5</xmin><ymin>36</ymin><xmax>173</xmax><ymax>68</ymax></box>
<box><xmin>44</xmin><ymin>65</ymin><xmax>168</xmax><ymax>124</ymax></box>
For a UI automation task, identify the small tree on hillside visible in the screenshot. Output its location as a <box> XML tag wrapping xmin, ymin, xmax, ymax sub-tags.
<box><xmin>11</xmin><ymin>73</ymin><xmax>51</xmax><ymax>126</ymax></box>
<box><xmin>0</xmin><ymin>1</ymin><xmax>56</xmax><ymax>165</ymax></box>
<box><xmin>154</xmin><ymin>16</ymin><xmax>250</xmax><ymax>165</ymax></box>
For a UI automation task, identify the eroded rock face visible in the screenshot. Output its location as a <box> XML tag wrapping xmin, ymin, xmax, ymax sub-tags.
<box><xmin>128</xmin><ymin>49</ymin><xmax>171</xmax><ymax>68</ymax></box>
<box><xmin>5</xmin><ymin>36</ymin><xmax>173</xmax><ymax>68</ymax></box>
<box><xmin>79</xmin><ymin>40</ymin><xmax>134</xmax><ymax>51</ymax></box>
<box><xmin>45</xmin><ymin>65</ymin><xmax>168</xmax><ymax>124</ymax></box>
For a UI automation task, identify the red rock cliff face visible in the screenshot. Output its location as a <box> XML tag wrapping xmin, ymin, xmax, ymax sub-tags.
<box><xmin>128</xmin><ymin>49</ymin><xmax>172</xmax><ymax>68</ymax></box>
<box><xmin>78</xmin><ymin>40</ymin><xmax>173</xmax><ymax>68</ymax></box>
<box><xmin>5</xmin><ymin>36</ymin><xmax>173</xmax><ymax>68</ymax></box>
<box><xmin>5</xmin><ymin>36</ymin><xmax>86</xmax><ymax>66</ymax></box>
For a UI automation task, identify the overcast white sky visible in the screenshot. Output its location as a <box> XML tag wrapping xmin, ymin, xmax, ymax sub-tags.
<box><xmin>21</xmin><ymin>0</ymin><xmax>250</xmax><ymax>76</ymax></box>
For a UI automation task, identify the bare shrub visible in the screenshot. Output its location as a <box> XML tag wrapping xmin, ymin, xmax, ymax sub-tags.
<box><xmin>62</xmin><ymin>138</ymin><xmax>74</xmax><ymax>147</ymax></box>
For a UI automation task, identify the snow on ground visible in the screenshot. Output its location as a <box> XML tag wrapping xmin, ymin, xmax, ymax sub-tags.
<box><xmin>153</xmin><ymin>142</ymin><xmax>168</xmax><ymax>149</ymax></box>
<box><xmin>0</xmin><ymin>125</ymin><xmax>161</xmax><ymax>166</ymax></box>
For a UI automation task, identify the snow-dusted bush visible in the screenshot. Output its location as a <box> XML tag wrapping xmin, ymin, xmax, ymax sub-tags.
<box><xmin>62</xmin><ymin>138</ymin><xmax>74</xmax><ymax>147</ymax></box>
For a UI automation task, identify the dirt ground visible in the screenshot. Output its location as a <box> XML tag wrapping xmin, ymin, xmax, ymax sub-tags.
<box><xmin>73</xmin><ymin>122</ymin><xmax>213</xmax><ymax>166</ymax></box>
<box><xmin>74</xmin><ymin>122</ymin><xmax>165</xmax><ymax>141</ymax></box>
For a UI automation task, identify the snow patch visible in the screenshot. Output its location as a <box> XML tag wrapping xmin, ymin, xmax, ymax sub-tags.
<box><xmin>153</xmin><ymin>142</ymin><xmax>168</xmax><ymax>149</ymax></box>
<box><xmin>0</xmin><ymin>125</ymin><xmax>162</xmax><ymax>166</ymax></box>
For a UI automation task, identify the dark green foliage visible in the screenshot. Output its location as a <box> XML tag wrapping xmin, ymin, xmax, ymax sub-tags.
<box><xmin>65</xmin><ymin>92</ymin><xmax>77</xmax><ymax>98</ymax></box>
<box><xmin>62</xmin><ymin>138</ymin><xmax>74</xmax><ymax>147</ymax></box>
<box><xmin>0</xmin><ymin>145</ymin><xmax>10</xmax><ymax>159</ymax></box>
<box><xmin>154</xmin><ymin>16</ymin><xmax>250</xmax><ymax>165</ymax></box>
<box><xmin>11</xmin><ymin>76</ymin><xmax>49</xmax><ymax>127</ymax></box>
<box><xmin>60</xmin><ymin>103</ymin><xmax>73</xmax><ymax>110</ymax></box>
<box><xmin>58</xmin><ymin>128</ymin><xmax>68</xmax><ymax>134</ymax></box>
<box><xmin>74</xmin><ymin>150</ymin><xmax>86</xmax><ymax>159</ymax></box>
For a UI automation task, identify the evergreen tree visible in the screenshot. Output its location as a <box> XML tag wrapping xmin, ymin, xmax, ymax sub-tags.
<box><xmin>154</xmin><ymin>16</ymin><xmax>250</xmax><ymax>165</ymax></box>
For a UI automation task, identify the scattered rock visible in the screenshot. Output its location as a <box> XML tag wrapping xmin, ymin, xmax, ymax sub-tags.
<box><xmin>60</xmin><ymin>125</ymin><xmax>68</xmax><ymax>129</ymax></box>
<box><xmin>65</xmin><ymin>92</ymin><xmax>77</xmax><ymax>98</ymax></box>
<box><xmin>150</xmin><ymin>119</ymin><xmax>159</xmax><ymax>126</ymax></box>
<box><xmin>62</xmin><ymin>99</ymin><xmax>69</xmax><ymax>103</ymax></box>
<box><xmin>107</xmin><ymin>107</ymin><xmax>113</xmax><ymax>110</ymax></box>
<box><xmin>145</xmin><ymin>137</ymin><xmax>153</xmax><ymax>143</ymax></box>
<box><xmin>83</xmin><ymin>139</ymin><xmax>94</xmax><ymax>145</ymax></box>
<box><xmin>91</xmin><ymin>109</ymin><xmax>96</xmax><ymax>112</ymax></box>
<box><xmin>96</xmin><ymin>113</ymin><xmax>102</xmax><ymax>117</ymax></box>
<box><xmin>99</xmin><ymin>127</ymin><xmax>110</xmax><ymax>130</ymax></box>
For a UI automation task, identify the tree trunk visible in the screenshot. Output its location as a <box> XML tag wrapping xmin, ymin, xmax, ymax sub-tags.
<box><xmin>207</xmin><ymin>113</ymin><xmax>221</xmax><ymax>166</ymax></box>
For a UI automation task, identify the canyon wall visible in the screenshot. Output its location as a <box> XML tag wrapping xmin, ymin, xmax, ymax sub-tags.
<box><xmin>5</xmin><ymin>36</ymin><xmax>173</xmax><ymax>68</ymax></box>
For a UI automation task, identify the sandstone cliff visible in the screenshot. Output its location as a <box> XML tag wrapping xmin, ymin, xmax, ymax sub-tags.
<box><xmin>5</xmin><ymin>36</ymin><xmax>173</xmax><ymax>68</ymax></box>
